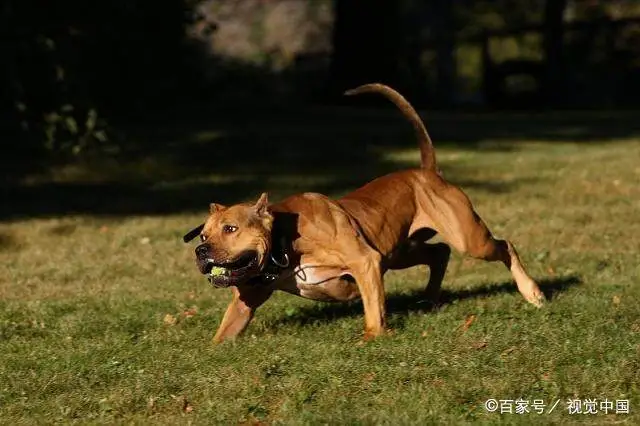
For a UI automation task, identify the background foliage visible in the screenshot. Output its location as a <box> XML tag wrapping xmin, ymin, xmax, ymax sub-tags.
<box><xmin>1</xmin><ymin>0</ymin><xmax>205</xmax><ymax>170</ymax></box>
<box><xmin>2</xmin><ymin>0</ymin><xmax>640</xmax><ymax>177</ymax></box>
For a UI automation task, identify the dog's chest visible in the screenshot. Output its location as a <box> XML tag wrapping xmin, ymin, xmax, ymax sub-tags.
<box><xmin>275</xmin><ymin>264</ymin><xmax>359</xmax><ymax>302</ymax></box>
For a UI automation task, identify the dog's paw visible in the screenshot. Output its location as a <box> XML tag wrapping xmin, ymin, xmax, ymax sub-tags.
<box><xmin>527</xmin><ymin>290</ymin><xmax>547</xmax><ymax>308</ymax></box>
<box><xmin>362</xmin><ymin>328</ymin><xmax>386</xmax><ymax>342</ymax></box>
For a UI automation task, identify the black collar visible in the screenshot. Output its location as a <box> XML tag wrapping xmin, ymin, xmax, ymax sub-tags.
<box><xmin>259</xmin><ymin>211</ymin><xmax>298</xmax><ymax>283</ymax></box>
<box><xmin>260</xmin><ymin>234</ymin><xmax>290</xmax><ymax>282</ymax></box>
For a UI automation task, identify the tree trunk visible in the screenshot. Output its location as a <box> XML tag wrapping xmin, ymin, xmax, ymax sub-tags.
<box><xmin>328</xmin><ymin>0</ymin><xmax>400</xmax><ymax>99</ymax></box>
<box><xmin>542</xmin><ymin>0</ymin><xmax>568</xmax><ymax>106</ymax></box>
<box><xmin>433</xmin><ymin>0</ymin><xmax>456</xmax><ymax>106</ymax></box>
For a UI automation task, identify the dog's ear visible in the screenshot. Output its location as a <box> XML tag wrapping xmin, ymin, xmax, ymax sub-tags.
<box><xmin>209</xmin><ymin>203</ymin><xmax>226</xmax><ymax>214</ymax></box>
<box><xmin>253</xmin><ymin>192</ymin><xmax>271</xmax><ymax>219</ymax></box>
<box><xmin>183</xmin><ymin>224</ymin><xmax>204</xmax><ymax>243</ymax></box>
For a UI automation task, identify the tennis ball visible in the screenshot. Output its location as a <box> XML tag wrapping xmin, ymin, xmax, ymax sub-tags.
<box><xmin>210</xmin><ymin>266</ymin><xmax>228</xmax><ymax>277</ymax></box>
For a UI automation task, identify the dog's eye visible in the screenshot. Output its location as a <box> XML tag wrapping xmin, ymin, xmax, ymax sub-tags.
<box><xmin>222</xmin><ymin>225</ymin><xmax>238</xmax><ymax>234</ymax></box>
<box><xmin>199</xmin><ymin>234</ymin><xmax>206</xmax><ymax>242</ymax></box>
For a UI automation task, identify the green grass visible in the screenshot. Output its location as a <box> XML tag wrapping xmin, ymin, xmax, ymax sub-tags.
<box><xmin>1</xmin><ymin>109</ymin><xmax>640</xmax><ymax>424</ymax></box>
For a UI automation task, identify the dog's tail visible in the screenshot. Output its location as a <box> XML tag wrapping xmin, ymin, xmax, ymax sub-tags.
<box><xmin>344</xmin><ymin>83</ymin><xmax>437</xmax><ymax>172</ymax></box>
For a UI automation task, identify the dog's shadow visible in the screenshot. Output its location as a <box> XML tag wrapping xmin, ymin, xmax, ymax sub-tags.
<box><xmin>273</xmin><ymin>275</ymin><xmax>581</xmax><ymax>329</ymax></box>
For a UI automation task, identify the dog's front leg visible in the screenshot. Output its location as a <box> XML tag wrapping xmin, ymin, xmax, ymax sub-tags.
<box><xmin>213</xmin><ymin>285</ymin><xmax>273</xmax><ymax>344</ymax></box>
<box><xmin>351</xmin><ymin>253</ymin><xmax>386</xmax><ymax>340</ymax></box>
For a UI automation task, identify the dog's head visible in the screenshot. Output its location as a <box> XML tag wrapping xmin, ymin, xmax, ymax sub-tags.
<box><xmin>183</xmin><ymin>193</ymin><xmax>274</xmax><ymax>288</ymax></box>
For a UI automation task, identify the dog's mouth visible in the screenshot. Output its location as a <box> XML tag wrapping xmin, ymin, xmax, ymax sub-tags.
<box><xmin>203</xmin><ymin>251</ymin><xmax>260</xmax><ymax>288</ymax></box>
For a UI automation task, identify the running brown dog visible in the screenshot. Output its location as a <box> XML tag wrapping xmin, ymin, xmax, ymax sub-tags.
<box><xmin>183</xmin><ymin>83</ymin><xmax>546</xmax><ymax>344</ymax></box>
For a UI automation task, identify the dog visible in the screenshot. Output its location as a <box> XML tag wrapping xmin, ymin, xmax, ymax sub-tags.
<box><xmin>183</xmin><ymin>83</ymin><xmax>546</xmax><ymax>344</ymax></box>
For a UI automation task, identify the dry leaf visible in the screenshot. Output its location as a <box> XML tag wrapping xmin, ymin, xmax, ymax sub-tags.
<box><xmin>239</xmin><ymin>419</ymin><xmax>266</xmax><ymax>426</ymax></box>
<box><xmin>163</xmin><ymin>313</ymin><xmax>177</xmax><ymax>326</ymax></box>
<box><xmin>547</xmin><ymin>266</ymin><xmax>555</xmax><ymax>275</ymax></box>
<box><xmin>612</xmin><ymin>295</ymin><xmax>621</xmax><ymax>305</ymax></box>
<box><xmin>176</xmin><ymin>395</ymin><xmax>193</xmax><ymax>413</ymax></box>
<box><xmin>147</xmin><ymin>397</ymin><xmax>157</xmax><ymax>412</ymax></box>
<box><xmin>421</xmin><ymin>326</ymin><xmax>434</xmax><ymax>337</ymax></box>
<box><xmin>182</xmin><ymin>307</ymin><xmax>197</xmax><ymax>318</ymax></box>
<box><xmin>541</xmin><ymin>372</ymin><xmax>551</xmax><ymax>381</ymax></box>
<box><xmin>501</xmin><ymin>346</ymin><xmax>517</xmax><ymax>356</ymax></box>
<box><xmin>472</xmin><ymin>341</ymin><xmax>487</xmax><ymax>350</ymax></box>
<box><xmin>99</xmin><ymin>225</ymin><xmax>109</xmax><ymax>233</ymax></box>
<box><xmin>461</xmin><ymin>314</ymin><xmax>476</xmax><ymax>332</ymax></box>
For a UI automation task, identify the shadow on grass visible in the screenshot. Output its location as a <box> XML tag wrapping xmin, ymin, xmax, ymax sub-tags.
<box><xmin>273</xmin><ymin>275</ymin><xmax>582</xmax><ymax>329</ymax></box>
<box><xmin>0</xmin><ymin>231</ymin><xmax>21</xmax><ymax>251</ymax></box>
<box><xmin>3</xmin><ymin>106</ymin><xmax>640</xmax><ymax>221</ymax></box>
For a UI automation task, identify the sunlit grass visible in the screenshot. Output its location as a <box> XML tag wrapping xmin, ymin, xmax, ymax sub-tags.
<box><xmin>1</xmin><ymin>112</ymin><xmax>639</xmax><ymax>424</ymax></box>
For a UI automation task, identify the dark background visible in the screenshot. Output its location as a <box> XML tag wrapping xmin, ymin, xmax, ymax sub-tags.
<box><xmin>2</xmin><ymin>0</ymin><xmax>639</xmax><ymax>217</ymax></box>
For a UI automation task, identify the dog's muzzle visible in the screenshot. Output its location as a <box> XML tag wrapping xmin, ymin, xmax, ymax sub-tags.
<box><xmin>197</xmin><ymin>249</ymin><xmax>261</xmax><ymax>288</ymax></box>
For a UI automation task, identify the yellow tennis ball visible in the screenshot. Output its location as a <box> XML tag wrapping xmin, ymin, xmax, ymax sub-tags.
<box><xmin>210</xmin><ymin>266</ymin><xmax>227</xmax><ymax>277</ymax></box>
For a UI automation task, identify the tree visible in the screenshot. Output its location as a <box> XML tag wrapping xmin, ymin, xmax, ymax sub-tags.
<box><xmin>432</xmin><ymin>0</ymin><xmax>456</xmax><ymax>106</ymax></box>
<box><xmin>328</xmin><ymin>0</ymin><xmax>401</xmax><ymax>98</ymax></box>
<box><xmin>1</xmin><ymin>0</ymin><xmax>205</xmax><ymax>172</ymax></box>
<box><xmin>542</xmin><ymin>0</ymin><xmax>568</xmax><ymax>105</ymax></box>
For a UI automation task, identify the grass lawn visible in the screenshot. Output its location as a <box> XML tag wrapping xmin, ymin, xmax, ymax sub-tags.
<box><xmin>1</xmin><ymin>109</ymin><xmax>639</xmax><ymax>424</ymax></box>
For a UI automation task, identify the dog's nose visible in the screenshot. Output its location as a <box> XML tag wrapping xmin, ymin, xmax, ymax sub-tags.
<box><xmin>195</xmin><ymin>244</ymin><xmax>209</xmax><ymax>257</ymax></box>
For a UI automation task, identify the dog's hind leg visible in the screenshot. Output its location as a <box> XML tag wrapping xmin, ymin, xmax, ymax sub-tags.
<box><xmin>422</xmin><ymin>242</ymin><xmax>451</xmax><ymax>302</ymax></box>
<box><xmin>466</xmin><ymin>237</ymin><xmax>545</xmax><ymax>307</ymax></box>
<box><xmin>429</xmin><ymin>185</ymin><xmax>546</xmax><ymax>307</ymax></box>
<box><xmin>385</xmin><ymin>238</ymin><xmax>451</xmax><ymax>304</ymax></box>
